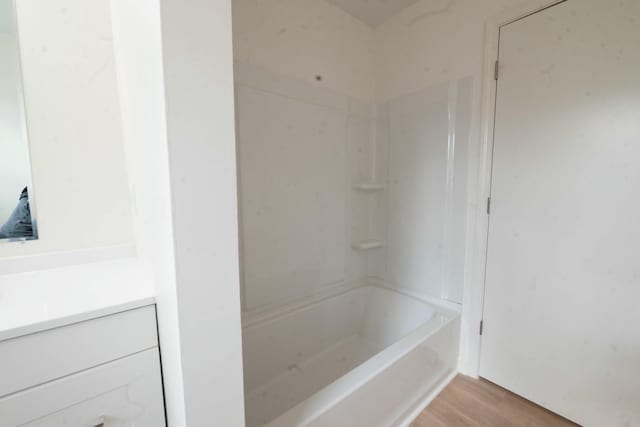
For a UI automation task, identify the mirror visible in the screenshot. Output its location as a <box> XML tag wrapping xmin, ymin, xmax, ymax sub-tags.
<box><xmin>0</xmin><ymin>0</ymin><xmax>37</xmax><ymax>242</ymax></box>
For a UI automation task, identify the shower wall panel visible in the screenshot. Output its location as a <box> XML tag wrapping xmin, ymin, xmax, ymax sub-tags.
<box><xmin>232</xmin><ymin>0</ymin><xmax>376</xmax><ymax>101</ymax></box>
<box><xmin>236</xmin><ymin>64</ymin><xmax>377</xmax><ymax>311</ymax></box>
<box><xmin>237</xmin><ymin>83</ymin><xmax>346</xmax><ymax>309</ymax></box>
<box><xmin>384</xmin><ymin>84</ymin><xmax>450</xmax><ymax>298</ymax></box>
<box><xmin>380</xmin><ymin>78</ymin><xmax>472</xmax><ymax>303</ymax></box>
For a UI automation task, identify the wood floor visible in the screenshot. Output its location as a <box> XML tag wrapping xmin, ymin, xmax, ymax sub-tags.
<box><xmin>411</xmin><ymin>375</ymin><xmax>580</xmax><ymax>427</ymax></box>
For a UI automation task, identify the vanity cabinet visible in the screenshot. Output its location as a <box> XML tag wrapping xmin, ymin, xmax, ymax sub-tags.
<box><xmin>0</xmin><ymin>305</ymin><xmax>166</xmax><ymax>427</ymax></box>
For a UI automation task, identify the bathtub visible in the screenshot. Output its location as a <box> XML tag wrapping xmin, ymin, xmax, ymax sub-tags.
<box><xmin>241</xmin><ymin>284</ymin><xmax>460</xmax><ymax>427</ymax></box>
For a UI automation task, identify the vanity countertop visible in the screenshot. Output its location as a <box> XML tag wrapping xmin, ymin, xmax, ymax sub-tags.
<box><xmin>0</xmin><ymin>256</ymin><xmax>156</xmax><ymax>342</ymax></box>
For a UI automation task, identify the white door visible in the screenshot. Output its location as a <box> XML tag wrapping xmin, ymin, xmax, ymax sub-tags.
<box><xmin>480</xmin><ymin>1</ymin><xmax>640</xmax><ymax>426</ymax></box>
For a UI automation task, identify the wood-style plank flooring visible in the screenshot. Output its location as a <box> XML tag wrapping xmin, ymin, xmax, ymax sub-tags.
<box><xmin>411</xmin><ymin>375</ymin><xmax>580</xmax><ymax>427</ymax></box>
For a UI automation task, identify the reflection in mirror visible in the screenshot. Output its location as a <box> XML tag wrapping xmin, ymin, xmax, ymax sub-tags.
<box><xmin>0</xmin><ymin>0</ymin><xmax>37</xmax><ymax>242</ymax></box>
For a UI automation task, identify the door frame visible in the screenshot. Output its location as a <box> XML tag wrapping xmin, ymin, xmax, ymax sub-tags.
<box><xmin>460</xmin><ymin>0</ymin><xmax>567</xmax><ymax>377</ymax></box>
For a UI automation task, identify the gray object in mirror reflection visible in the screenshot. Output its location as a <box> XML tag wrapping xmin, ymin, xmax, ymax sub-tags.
<box><xmin>0</xmin><ymin>187</ymin><xmax>36</xmax><ymax>240</ymax></box>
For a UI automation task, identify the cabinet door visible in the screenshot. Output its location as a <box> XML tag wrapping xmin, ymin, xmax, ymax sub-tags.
<box><xmin>0</xmin><ymin>305</ymin><xmax>158</xmax><ymax>398</ymax></box>
<box><xmin>0</xmin><ymin>349</ymin><xmax>166</xmax><ymax>427</ymax></box>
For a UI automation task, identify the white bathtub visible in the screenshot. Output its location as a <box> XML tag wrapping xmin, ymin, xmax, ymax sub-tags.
<box><xmin>242</xmin><ymin>284</ymin><xmax>460</xmax><ymax>427</ymax></box>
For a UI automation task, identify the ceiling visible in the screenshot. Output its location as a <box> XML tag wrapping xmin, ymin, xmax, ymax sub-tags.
<box><xmin>325</xmin><ymin>0</ymin><xmax>422</xmax><ymax>27</ymax></box>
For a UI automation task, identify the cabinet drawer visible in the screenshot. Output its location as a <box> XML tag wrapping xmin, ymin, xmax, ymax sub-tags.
<box><xmin>0</xmin><ymin>348</ymin><xmax>166</xmax><ymax>426</ymax></box>
<box><xmin>0</xmin><ymin>305</ymin><xmax>158</xmax><ymax>397</ymax></box>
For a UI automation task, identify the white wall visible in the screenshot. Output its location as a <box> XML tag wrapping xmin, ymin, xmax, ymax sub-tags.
<box><xmin>233</xmin><ymin>0</ymin><xmax>380</xmax><ymax>312</ymax></box>
<box><xmin>0</xmin><ymin>0</ymin><xmax>134</xmax><ymax>258</ymax></box>
<box><xmin>236</xmin><ymin>69</ymin><xmax>348</xmax><ymax>309</ymax></box>
<box><xmin>233</xmin><ymin>0</ymin><xmax>376</xmax><ymax>101</ymax></box>
<box><xmin>158</xmin><ymin>0</ymin><xmax>246</xmax><ymax>425</ymax></box>
<box><xmin>0</xmin><ymin>0</ymin><xmax>246</xmax><ymax>424</ymax></box>
<box><xmin>109</xmin><ymin>0</ymin><xmax>186</xmax><ymax>425</ymax></box>
<box><xmin>0</xmin><ymin>33</ymin><xmax>31</xmax><ymax>223</ymax></box>
<box><xmin>374</xmin><ymin>0</ymin><xmax>520</xmax><ymax>100</ymax></box>
<box><xmin>373</xmin><ymin>0</ymin><xmax>525</xmax><ymax>374</ymax></box>
<box><xmin>379</xmin><ymin>79</ymin><xmax>472</xmax><ymax>304</ymax></box>
<box><xmin>113</xmin><ymin>0</ymin><xmax>247</xmax><ymax>424</ymax></box>
<box><xmin>236</xmin><ymin>64</ymin><xmax>383</xmax><ymax>312</ymax></box>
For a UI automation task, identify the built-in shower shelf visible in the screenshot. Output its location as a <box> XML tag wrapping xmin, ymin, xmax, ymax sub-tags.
<box><xmin>353</xmin><ymin>183</ymin><xmax>386</xmax><ymax>192</ymax></box>
<box><xmin>351</xmin><ymin>239</ymin><xmax>385</xmax><ymax>250</ymax></box>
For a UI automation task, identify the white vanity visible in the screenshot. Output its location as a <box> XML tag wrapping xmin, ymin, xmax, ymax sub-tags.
<box><xmin>0</xmin><ymin>258</ymin><xmax>166</xmax><ymax>427</ymax></box>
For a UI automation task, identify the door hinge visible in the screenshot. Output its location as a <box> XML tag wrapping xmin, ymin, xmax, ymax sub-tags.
<box><xmin>479</xmin><ymin>320</ymin><xmax>484</xmax><ymax>336</ymax></box>
<box><xmin>487</xmin><ymin>197</ymin><xmax>491</xmax><ymax>215</ymax></box>
<box><xmin>494</xmin><ymin>60</ymin><xmax>499</xmax><ymax>80</ymax></box>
